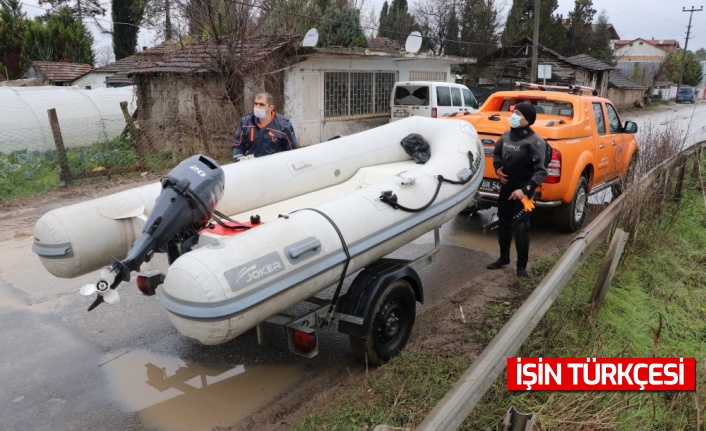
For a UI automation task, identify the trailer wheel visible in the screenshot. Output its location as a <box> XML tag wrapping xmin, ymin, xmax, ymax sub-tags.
<box><xmin>350</xmin><ymin>279</ymin><xmax>416</xmax><ymax>366</ymax></box>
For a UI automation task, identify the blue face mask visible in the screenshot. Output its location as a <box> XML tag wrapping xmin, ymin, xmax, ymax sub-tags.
<box><xmin>510</xmin><ymin>113</ymin><xmax>522</xmax><ymax>129</ymax></box>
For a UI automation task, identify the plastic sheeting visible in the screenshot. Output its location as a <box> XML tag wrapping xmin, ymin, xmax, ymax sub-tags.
<box><xmin>0</xmin><ymin>86</ymin><xmax>136</xmax><ymax>154</ymax></box>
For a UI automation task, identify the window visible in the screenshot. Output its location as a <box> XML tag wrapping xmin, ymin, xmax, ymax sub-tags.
<box><xmin>592</xmin><ymin>102</ymin><xmax>606</xmax><ymax>135</ymax></box>
<box><xmin>436</xmin><ymin>86</ymin><xmax>452</xmax><ymax>106</ymax></box>
<box><xmin>394</xmin><ymin>85</ymin><xmax>430</xmax><ymax>106</ymax></box>
<box><xmin>450</xmin><ymin>87</ymin><xmax>462</xmax><ymax>106</ymax></box>
<box><xmin>606</xmin><ymin>103</ymin><xmax>621</xmax><ymax>134</ymax></box>
<box><xmin>409</xmin><ymin>71</ymin><xmax>447</xmax><ymax>81</ymax></box>
<box><xmin>462</xmin><ymin>89</ymin><xmax>472</xmax><ymax>106</ymax></box>
<box><xmin>324</xmin><ymin>71</ymin><xmax>397</xmax><ymax>119</ymax></box>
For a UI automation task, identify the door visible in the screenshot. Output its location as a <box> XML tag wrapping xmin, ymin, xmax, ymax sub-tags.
<box><xmin>300</xmin><ymin>73</ymin><xmax>321</xmax><ymax>146</ymax></box>
<box><xmin>591</xmin><ymin>102</ymin><xmax>610</xmax><ymax>184</ymax></box>
<box><xmin>450</xmin><ymin>86</ymin><xmax>464</xmax><ymax>115</ymax></box>
<box><xmin>605</xmin><ymin>103</ymin><xmax>626</xmax><ymax>180</ymax></box>
<box><xmin>435</xmin><ymin>85</ymin><xmax>454</xmax><ymax>117</ymax></box>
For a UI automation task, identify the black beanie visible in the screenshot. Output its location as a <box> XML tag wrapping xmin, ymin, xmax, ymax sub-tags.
<box><xmin>515</xmin><ymin>102</ymin><xmax>536</xmax><ymax>125</ymax></box>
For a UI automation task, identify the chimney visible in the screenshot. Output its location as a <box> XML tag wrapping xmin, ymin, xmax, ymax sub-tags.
<box><xmin>142</xmin><ymin>46</ymin><xmax>147</xmax><ymax>51</ymax></box>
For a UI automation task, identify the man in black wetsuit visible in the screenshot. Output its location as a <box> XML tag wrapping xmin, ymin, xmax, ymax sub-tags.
<box><xmin>486</xmin><ymin>102</ymin><xmax>548</xmax><ymax>278</ymax></box>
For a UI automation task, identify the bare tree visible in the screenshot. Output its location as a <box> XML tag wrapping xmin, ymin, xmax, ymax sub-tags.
<box><xmin>95</xmin><ymin>44</ymin><xmax>114</xmax><ymax>66</ymax></box>
<box><xmin>413</xmin><ymin>0</ymin><xmax>455</xmax><ymax>55</ymax></box>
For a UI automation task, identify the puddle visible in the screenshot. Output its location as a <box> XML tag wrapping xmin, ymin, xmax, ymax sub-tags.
<box><xmin>447</xmin><ymin>231</ymin><xmax>498</xmax><ymax>252</ymax></box>
<box><xmin>101</xmin><ymin>349</ymin><xmax>306</xmax><ymax>431</ymax></box>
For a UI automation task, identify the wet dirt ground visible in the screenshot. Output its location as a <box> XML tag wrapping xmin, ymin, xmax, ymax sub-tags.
<box><xmin>0</xmin><ymin>174</ymin><xmax>577</xmax><ymax>431</ymax></box>
<box><xmin>0</xmin><ymin>102</ymin><xmax>700</xmax><ymax>431</ymax></box>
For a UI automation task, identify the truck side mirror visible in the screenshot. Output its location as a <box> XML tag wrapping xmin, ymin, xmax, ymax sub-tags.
<box><xmin>624</xmin><ymin>121</ymin><xmax>638</xmax><ymax>134</ymax></box>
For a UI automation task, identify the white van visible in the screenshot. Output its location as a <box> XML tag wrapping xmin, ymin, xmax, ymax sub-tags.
<box><xmin>390</xmin><ymin>81</ymin><xmax>479</xmax><ymax>122</ymax></box>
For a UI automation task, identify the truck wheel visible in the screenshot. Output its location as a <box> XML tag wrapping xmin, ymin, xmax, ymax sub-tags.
<box><xmin>554</xmin><ymin>175</ymin><xmax>588</xmax><ymax>232</ymax></box>
<box><xmin>611</xmin><ymin>157</ymin><xmax>636</xmax><ymax>198</ymax></box>
<box><xmin>350</xmin><ymin>279</ymin><xmax>416</xmax><ymax>366</ymax></box>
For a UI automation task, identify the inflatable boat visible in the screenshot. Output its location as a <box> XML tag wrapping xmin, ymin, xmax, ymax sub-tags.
<box><xmin>33</xmin><ymin>117</ymin><xmax>484</xmax><ymax>346</ymax></box>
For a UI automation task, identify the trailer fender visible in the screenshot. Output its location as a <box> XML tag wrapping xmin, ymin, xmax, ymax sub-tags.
<box><xmin>337</xmin><ymin>258</ymin><xmax>422</xmax><ymax>339</ymax></box>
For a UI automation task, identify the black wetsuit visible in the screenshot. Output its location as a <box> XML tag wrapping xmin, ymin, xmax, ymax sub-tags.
<box><xmin>492</xmin><ymin>126</ymin><xmax>548</xmax><ymax>270</ymax></box>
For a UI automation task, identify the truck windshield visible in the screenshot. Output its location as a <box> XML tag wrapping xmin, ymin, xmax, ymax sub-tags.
<box><xmin>394</xmin><ymin>85</ymin><xmax>430</xmax><ymax>106</ymax></box>
<box><xmin>678</xmin><ymin>87</ymin><xmax>693</xmax><ymax>93</ymax></box>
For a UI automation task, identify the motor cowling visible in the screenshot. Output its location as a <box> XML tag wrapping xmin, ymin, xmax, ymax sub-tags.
<box><xmin>114</xmin><ymin>154</ymin><xmax>225</xmax><ymax>284</ymax></box>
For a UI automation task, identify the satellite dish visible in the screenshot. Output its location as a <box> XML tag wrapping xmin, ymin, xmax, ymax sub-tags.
<box><xmin>405</xmin><ymin>31</ymin><xmax>422</xmax><ymax>53</ymax></box>
<box><xmin>302</xmin><ymin>28</ymin><xmax>319</xmax><ymax>47</ymax></box>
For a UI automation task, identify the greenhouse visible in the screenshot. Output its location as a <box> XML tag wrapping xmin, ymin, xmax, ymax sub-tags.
<box><xmin>0</xmin><ymin>86</ymin><xmax>136</xmax><ymax>154</ymax></box>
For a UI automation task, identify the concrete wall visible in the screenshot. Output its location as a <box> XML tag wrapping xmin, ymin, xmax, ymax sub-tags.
<box><xmin>133</xmin><ymin>74</ymin><xmax>240</xmax><ymax>160</ymax></box>
<box><xmin>607</xmin><ymin>88</ymin><xmax>644</xmax><ymax>109</ymax></box>
<box><xmin>285</xmin><ymin>56</ymin><xmax>452</xmax><ymax>146</ymax></box>
<box><xmin>72</xmin><ymin>72</ymin><xmax>111</xmax><ymax>89</ymax></box>
<box><xmin>614</xmin><ymin>41</ymin><xmax>667</xmax><ymax>62</ymax></box>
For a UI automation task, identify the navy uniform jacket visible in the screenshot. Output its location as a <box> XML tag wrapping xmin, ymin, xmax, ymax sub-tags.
<box><xmin>492</xmin><ymin>128</ymin><xmax>548</xmax><ymax>196</ymax></box>
<box><xmin>232</xmin><ymin>113</ymin><xmax>297</xmax><ymax>160</ymax></box>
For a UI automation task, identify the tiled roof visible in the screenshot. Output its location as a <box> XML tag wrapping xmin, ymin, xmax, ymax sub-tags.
<box><xmin>128</xmin><ymin>34</ymin><xmax>300</xmax><ymax>76</ymax></box>
<box><xmin>565</xmin><ymin>54</ymin><xmax>613</xmax><ymax>71</ymax></box>
<box><xmin>614</xmin><ymin>38</ymin><xmax>680</xmax><ymax>50</ymax></box>
<box><xmin>29</xmin><ymin>61</ymin><xmax>92</xmax><ymax>82</ymax></box>
<box><xmin>367</xmin><ymin>37</ymin><xmax>403</xmax><ymax>52</ymax></box>
<box><xmin>96</xmin><ymin>43</ymin><xmax>178</xmax><ymax>84</ymax></box>
<box><xmin>608</xmin><ymin>70</ymin><xmax>646</xmax><ymax>89</ymax></box>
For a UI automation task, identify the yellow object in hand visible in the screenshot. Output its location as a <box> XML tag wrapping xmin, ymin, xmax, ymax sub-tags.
<box><xmin>521</xmin><ymin>196</ymin><xmax>535</xmax><ymax>212</ymax></box>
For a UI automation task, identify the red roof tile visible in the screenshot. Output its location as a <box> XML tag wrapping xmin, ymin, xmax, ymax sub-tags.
<box><xmin>29</xmin><ymin>61</ymin><xmax>92</xmax><ymax>82</ymax></box>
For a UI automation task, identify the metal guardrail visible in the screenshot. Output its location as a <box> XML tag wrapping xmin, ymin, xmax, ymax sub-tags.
<box><xmin>416</xmin><ymin>142</ymin><xmax>706</xmax><ymax>430</ymax></box>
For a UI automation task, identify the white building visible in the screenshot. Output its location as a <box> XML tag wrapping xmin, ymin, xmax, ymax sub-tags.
<box><xmin>285</xmin><ymin>47</ymin><xmax>474</xmax><ymax>145</ymax></box>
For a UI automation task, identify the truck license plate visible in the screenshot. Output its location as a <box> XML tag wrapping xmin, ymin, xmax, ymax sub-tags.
<box><xmin>480</xmin><ymin>178</ymin><xmax>501</xmax><ymax>193</ymax></box>
<box><xmin>393</xmin><ymin>111</ymin><xmax>409</xmax><ymax>118</ymax></box>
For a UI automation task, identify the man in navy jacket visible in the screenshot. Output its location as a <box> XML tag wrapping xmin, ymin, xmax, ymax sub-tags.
<box><xmin>233</xmin><ymin>92</ymin><xmax>298</xmax><ymax>161</ymax></box>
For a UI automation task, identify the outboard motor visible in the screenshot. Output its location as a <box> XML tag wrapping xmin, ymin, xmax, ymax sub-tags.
<box><xmin>80</xmin><ymin>154</ymin><xmax>225</xmax><ymax>310</ymax></box>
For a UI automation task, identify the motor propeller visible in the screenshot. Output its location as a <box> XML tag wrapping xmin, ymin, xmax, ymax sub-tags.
<box><xmin>80</xmin><ymin>265</ymin><xmax>121</xmax><ymax>311</ymax></box>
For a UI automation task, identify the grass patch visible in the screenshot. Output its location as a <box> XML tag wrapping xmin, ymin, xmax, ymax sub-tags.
<box><xmin>464</xmin><ymin>181</ymin><xmax>706</xmax><ymax>430</ymax></box>
<box><xmin>291</xmin><ymin>350</ymin><xmax>468</xmax><ymax>431</ymax></box>
<box><xmin>290</xmin><ymin>170</ymin><xmax>706</xmax><ymax>430</ymax></box>
<box><xmin>0</xmin><ymin>137</ymin><xmax>179</xmax><ymax>201</ymax></box>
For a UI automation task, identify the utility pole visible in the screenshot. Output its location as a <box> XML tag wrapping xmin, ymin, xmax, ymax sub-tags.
<box><xmin>530</xmin><ymin>0</ymin><xmax>540</xmax><ymax>83</ymax></box>
<box><xmin>677</xmin><ymin>6</ymin><xmax>703</xmax><ymax>90</ymax></box>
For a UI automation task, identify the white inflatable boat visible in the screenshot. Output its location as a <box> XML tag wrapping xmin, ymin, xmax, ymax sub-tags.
<box><xmin>33</xmin><ymin>117</ymin><xmax>484</xmax><ymax>348</ymax></box>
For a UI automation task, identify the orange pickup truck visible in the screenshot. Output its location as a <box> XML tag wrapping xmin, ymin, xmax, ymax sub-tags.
<box><xmin>458</xmin><ymin>82</ymin><xmax>639</xmax><ymax>232</ymax></box>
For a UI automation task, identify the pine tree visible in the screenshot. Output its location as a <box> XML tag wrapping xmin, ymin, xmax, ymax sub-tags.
<box><xmin>445</xmin><ymin>7</ymin><xmax>460</xmax><ymax>56</ymax></box>
<box><xmin>21</xmin><ymin>7</ymin><xmax>94</xmax><ymax>67</ymax></box>
<box><xmin>377</xmin><ymin>1</ymin><xmax>389</xmax><ymax>38</ymax></box>
<box><xmin>377</xmin><ymin>0</ymin><xmax>416</xmax><ymax>43</ymax></box>
<box><xmin>112</xmin><ymin>0</ymin><xmax>145</xmax><ymax>60</ymax></box>
<box><xmin>259</xmin><ymin>0</ymin><xmax>322</xmax><ymax>37</ymax></box>
<box><xmin>502</xmin><ymin>0</ymin><xmax>568</xmax><ymax>54</ymax></box>
<box><xmin>459</xmin><ymin>0</ymin><xmax>499</xmax><ymax>60</ymax></box>
<box><xmin>0</xmin><ymin>0</ymin><xmax>28</xmax><ymax>78</ymax></box>
<box><xmin>317</xmin><ymin>1</ymin><xmax>366</xmax><ymax>48</ymax></box>
<box><xmin>590</xmin><ymin>10</ymin><xmax>613</xmax><ymax>64</ymax></box>
<box><xmin>567</xmin><ymin>0</ymin><xmax>596</xmax><ymax>55</ymax></box>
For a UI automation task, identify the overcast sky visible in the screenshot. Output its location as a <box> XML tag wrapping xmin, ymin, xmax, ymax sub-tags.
<box><xmin>20</xmin><ymin>0</ymin><xmax>706</xmax><ymax>59</ymax></box>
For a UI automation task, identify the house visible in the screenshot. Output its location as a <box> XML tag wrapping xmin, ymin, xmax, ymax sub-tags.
<box><xmin>23</xmin><ymin>61</ymin><xmax>92</xmax><ymax>86</ymax></box>
<box><xmin>477</xmin><ymin>38</ymin><xmax>612</xmax><ymax>97</ymax></box>
<box><xmin>607</xmin><ymin>71</ymin><xmax>647</xmax><ymax>108</ymax></box>
<box><xmin>613</xmin><ymin>38</ymin><xmax>679</xmax><ymax>89</ymax></box>
<box><xmin>72</xmin><ymin>45</ymin><xmax>174</xmax><ymax>89</ymax></box>
<box><xmin>613</xmin><ymin>38</ymin><xmax>679</xmax><ymax>62</ymax></box>
<box><xmin>126</xmin><ymin>34</ymin><xmax>476</xmax><ymax>155</ymax></box>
